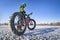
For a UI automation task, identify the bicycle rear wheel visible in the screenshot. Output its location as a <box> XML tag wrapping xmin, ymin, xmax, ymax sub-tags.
<box><xmin>28</xmin><ymin>19</ymin><xmax>36</xmax><ymax>30</ymax></box>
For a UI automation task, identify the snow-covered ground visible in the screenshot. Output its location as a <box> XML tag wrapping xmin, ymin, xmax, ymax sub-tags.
<box><xmin>0</xmin><ymin>25</ymin><xmax>60</xmax><ymax>40</ymax></box>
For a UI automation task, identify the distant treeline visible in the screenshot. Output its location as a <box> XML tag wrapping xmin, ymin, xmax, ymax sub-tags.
<box><xmin>0</xmin><ymin>22</ymin><xmax>60</xmax><ymax>26</ymax></box>
<box><xmin>37</xmin><ymin>22</ymin><xmax>60</xmax><ymax>26</ymax></box>
<box><xmin>0</xmin><ymin>23</ymin><xmax>8</xmax><ymax>25</ymax></box>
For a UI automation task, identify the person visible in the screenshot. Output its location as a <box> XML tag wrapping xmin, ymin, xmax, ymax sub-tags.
<box><xmin>17</xmin><ymin>3</ymin><xmax>27</xmax><ymax>31</ymax></box>
<box><xmin>19</xmin><ymin>3</ymin><xmax>27</xmax><ymax>19</ymax></box>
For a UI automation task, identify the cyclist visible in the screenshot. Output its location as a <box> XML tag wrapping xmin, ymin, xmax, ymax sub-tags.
<box><xmin>19</xmin><ymin>3</ymin><xmax>27</xmax><ymax>19</ymax></box>
<box><xmin>17</xmin><ymin>3</ymin><xmax>27</xmax><ymax>31</ymax></box>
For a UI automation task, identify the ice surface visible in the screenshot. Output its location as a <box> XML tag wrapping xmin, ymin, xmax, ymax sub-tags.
<box><xmin>0</xmin><ymin>25</ymin><xmax>60</xmax><ymax>40</ymax></box>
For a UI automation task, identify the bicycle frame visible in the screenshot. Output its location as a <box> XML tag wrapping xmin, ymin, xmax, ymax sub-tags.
<box><xmin>26</xmin><ymin>13</ymin><xmax>32</xmax><ymax>24</ymax></box>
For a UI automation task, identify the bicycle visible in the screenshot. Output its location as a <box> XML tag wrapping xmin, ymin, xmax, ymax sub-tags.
<box><xmin>10</xmin><ymin>12</ymin><xmax>36</xmax><ymax>36</ymax></box>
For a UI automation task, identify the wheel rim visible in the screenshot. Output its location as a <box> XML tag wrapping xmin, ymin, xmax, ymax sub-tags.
<box><xmin>29</xmin><ymin>20</ymin><xmax>35</xmax><ymax>29</ymax></box>
<box><xmin>14</xmin><ymin>15</ymin><xmax>26</xmax><ymax>32</ymax></box>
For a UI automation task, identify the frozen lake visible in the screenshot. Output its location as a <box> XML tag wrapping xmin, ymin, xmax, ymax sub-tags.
<box><xmin>0</xmin><ymin>25</ymin><xmax>60</xmax><ymax>40</ymax></box>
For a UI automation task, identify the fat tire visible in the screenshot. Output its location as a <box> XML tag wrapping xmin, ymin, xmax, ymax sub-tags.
<box><xmin>10</xmin><ymin>12</ymin><xmax>26</xmax><ymax>36</ymax></box>
<box><xmin>28</xmin><ymin>19</ymin><xmax>36</xmax><ymax>30</ymax></box>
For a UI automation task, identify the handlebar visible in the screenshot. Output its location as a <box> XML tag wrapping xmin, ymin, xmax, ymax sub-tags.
<box><xmin>27</xmin><ymin>13</ymin><xmax>32</xmax><ymax>16</ymax></box>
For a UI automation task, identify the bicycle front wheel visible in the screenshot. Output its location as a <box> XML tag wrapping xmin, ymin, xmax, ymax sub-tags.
<box><xmin>10</xmin><ymin>12</ymin><xmax>26</xmax><ymax>36</ymax></box>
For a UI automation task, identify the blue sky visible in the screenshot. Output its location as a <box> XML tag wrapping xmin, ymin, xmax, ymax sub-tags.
<box><xmin>0</xmin><ymin>0</ymin><xmax>60</xmax><ymax>24</ymax></box>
